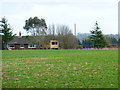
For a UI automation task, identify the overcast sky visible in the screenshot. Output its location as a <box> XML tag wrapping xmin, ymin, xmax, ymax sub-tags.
<box><xmin>0</xmin><ymin>0</ymin><xmax>119</xmax><ymax>36</ymax></box>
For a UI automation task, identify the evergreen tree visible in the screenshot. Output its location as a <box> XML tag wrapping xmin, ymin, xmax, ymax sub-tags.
<box><xmin>89</xmin><ymin>21</ymin><xmax>108</xmax><ymax>49</ymax></box>
<box><xmin>0</xmin><ymin>17</ymin><xmax>16</xmax><ymax>50</ymax></box>
<box><xmin>77</xmin><ymin>39</ymin><xmax>81</xmax><ymax>45</ymax></box>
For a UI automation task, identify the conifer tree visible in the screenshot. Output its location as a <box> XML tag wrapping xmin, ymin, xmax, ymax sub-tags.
<box><xmin>0</xmin><ymin>17</ymin><xmax>16</xmax><ymax>50</ymax></box>
<box><xmin>89</xmin><ymin>21</ymin><xmax>108</xmax><ymax>49</ymax></box>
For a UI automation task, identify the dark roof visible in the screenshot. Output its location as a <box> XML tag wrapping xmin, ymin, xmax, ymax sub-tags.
<box><xmin>8</xmin><ymin>36</ymin><xmax>36</xmax><ymax>44</ymax></box>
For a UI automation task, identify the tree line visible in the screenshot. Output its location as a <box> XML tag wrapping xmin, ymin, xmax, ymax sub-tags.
<box><xmin>0</xmin><ymin>17</ymin><xmax>119</xmax><ymax>50</ymax></box>
<box><xmin>80</xmin><ymin>35</ymin><xmax>118</xmax><ymax>49</ymax></box>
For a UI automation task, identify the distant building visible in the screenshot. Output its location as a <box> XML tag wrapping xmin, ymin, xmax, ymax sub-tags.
<box><xmin>7</xmin><ymin>36</ymin><xmax>60</xmax><ymax>50</ymax></box>
<box><xmin>7</xmin><ymin>36</ymin><xmax>37</xmax><ymax>50</ymax></box>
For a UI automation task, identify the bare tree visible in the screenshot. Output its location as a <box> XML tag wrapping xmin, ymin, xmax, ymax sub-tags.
<box><xmin>47</xmin><ymin>24</ymin><xmax>55</xmax><ymax>36</ymax></box>
<box><xmin>56</xmin><ymin>25</ymin><xmax>72</xmax><ymax>36</ymax></box>
<box><xmin>56</xmin><ymin>25</ymin><xmax>77</xmax><ymax>49</ymax></box>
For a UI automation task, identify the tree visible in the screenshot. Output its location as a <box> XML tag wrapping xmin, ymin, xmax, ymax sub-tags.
<box><xmin>89</xmin><ymin>21</ymin><xmax>108</xmax><ymax>49</ymax></box>
<box><xmin>118</xmin><ymin>38</ymin><xmax>120</xmax><ymax>48</ymax></box>
<box><xmin>77</xmin><ymin>39</ymin><xmax>82</xmax><ymax>45</ymax></box>
<box><xmin>23</xmin><ymin>17</ymin><xmax>47</xmax><ymax>36</ymax></box>
<box><xmin>47</xmin><ymin>24</ymin><xmax>55</xmax><ymax>36</ymax></box>
<box><xmin>82</xmin><ymin>39</ymin><xmax>92</xmax><ymax>48</ymax></box>
<box><xmin>23</xmin><ymin>17</ymin><xmax>47</xmax><ymax>48</ymax></box>
<box><xmin>105</xmin><ymin>35</ymin><xmax>118</xmax><ymax>47</ymax></box>
<box><xmin>47</xmin><ymin>24</ymin><xmax>56</xmax><ymax>40</ymax></box>
<box><xmin>0</xmin><ymin>17</ymin><xmax>16</xmax><ymax>50</ymax></box>
<box><xmin>56</xmin><ymin>25</ymin><xmax>77</xmax><ymax>49</ymax></box>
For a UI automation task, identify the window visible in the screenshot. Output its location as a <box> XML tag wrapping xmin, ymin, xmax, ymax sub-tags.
<box><xmin>28</xmin><ymin>44</ymin><xmax>36</xmax><ymax>48</ymax></box>
<box><xmin>20</xmin><ymin>44</ymin><xmax>24</xmax><ymax>48</ymax></box>
<box><xmin>8</xmin><ymin>44</ymin><xmax>15</xmax><ymax>48</ymax></box>
<box><xmin>52</xmin><ymin>42</ymin><xmax>58</xmax><ymax>45</ymax></box>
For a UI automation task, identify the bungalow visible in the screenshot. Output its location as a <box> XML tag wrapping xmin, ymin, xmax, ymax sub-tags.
<box><xmin>7</xmin><ymin>35</ymin><xmax>60</xmax><ymax>50</ymax></box>
<box><xmin>7</xmin><ymin>36</ymin><xmax>37</xmax><ymax>50</ymax></box>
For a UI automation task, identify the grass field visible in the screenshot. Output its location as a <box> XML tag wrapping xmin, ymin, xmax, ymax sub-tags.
<box><xmin>2</xmin><ymin>49</ymin><xmax>118</xmax><ymax>88</ymax></box>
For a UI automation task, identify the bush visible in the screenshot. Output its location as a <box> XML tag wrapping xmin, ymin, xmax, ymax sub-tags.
<box><xmin>77</xmin><ymin>45</ymin><xmax>83</xmax><ymax>49</ymax></box>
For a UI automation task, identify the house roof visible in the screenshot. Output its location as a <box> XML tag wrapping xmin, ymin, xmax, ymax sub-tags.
<box><xmin>8</xmin><ymin>35</ymin><xmax>60</xmax><ymax>45</ymax></box>
<box><xmin>8</xmin><ymin>36</ymin><xmax>36</xmax><ymax>45</ymax></box>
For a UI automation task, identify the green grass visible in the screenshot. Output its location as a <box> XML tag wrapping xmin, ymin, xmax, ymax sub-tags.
<box><xmin>2</xmin><ymin>49</ymin><xmax>118</xmax><ymax>88</ymax></box>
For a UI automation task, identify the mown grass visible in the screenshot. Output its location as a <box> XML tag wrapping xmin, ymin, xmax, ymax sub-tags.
<box><xmin>2</xmin><ymin>49</ymin><xmax>118</xmax><ymax>88</ymax></box>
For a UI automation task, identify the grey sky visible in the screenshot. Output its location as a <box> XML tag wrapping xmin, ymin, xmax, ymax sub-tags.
<box><xmin>0</xmin><ymin>0</ymin><xmax>118</xmax><ymax>36</ymax></box>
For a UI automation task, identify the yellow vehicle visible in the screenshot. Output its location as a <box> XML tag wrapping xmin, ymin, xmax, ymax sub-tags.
<box><xmin>50</xmin><ymin>40</ymin><xmax>59</xmax><ymax>49</ymax></box>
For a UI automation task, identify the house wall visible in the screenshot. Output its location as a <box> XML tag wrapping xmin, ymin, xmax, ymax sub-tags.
<box><xmin>11</xmin><ymin>44</ymin><xmax>37</xmax><ymax>50</ymax></box>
